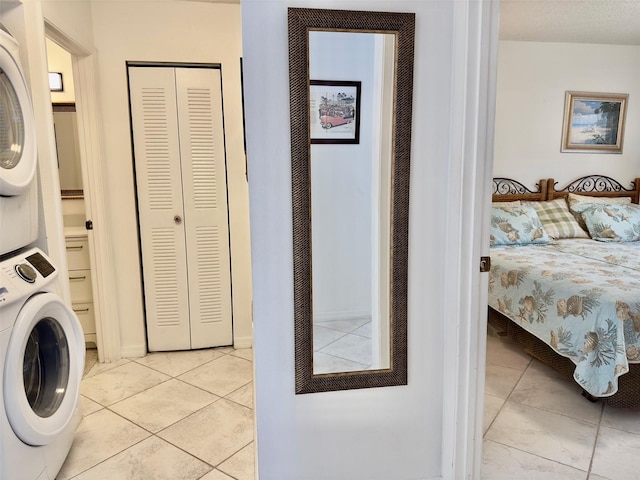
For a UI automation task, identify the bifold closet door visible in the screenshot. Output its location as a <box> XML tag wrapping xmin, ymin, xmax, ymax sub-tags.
<box><xmin>129</xmin><ymin>66</ymin><xmax>232</xmax><ymax>351</ymax></box>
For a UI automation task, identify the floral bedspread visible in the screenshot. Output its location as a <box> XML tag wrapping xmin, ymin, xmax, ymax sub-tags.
<box><xmin>488</xmin><ymin>239</ymin><xmax>640</xmax><ymax>397</ymax></box>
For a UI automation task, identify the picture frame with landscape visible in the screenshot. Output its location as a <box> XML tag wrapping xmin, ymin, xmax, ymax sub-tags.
<box><xmin>561</xmin><ymin>91</ymin><xmax>628</xmax><ymax>153</ymax></box>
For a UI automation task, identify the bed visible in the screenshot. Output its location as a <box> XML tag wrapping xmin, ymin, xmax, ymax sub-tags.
<box><xmin>488</xmin><ymin>175</ymin><xmax>640</xmax><ymax>407</ymax></box>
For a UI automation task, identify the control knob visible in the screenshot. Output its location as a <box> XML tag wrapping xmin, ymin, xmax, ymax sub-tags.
<box><xmin>15</xmin><ymin>263</ymin><xmax>37</xmax><ymax>283</ymax></box>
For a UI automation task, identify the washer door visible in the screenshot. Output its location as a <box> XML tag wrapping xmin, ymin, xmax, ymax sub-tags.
<box><xmin>0</xmin><ymin>41</ymin><xmax>37</xmax><ymax>196</ymax></box>
<box><xmin>3</xmin><ymin>292</ymin><xmax>85</xmax><ymax>446</ymax></box>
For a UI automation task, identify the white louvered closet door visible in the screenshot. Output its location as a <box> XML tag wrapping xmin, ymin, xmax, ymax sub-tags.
<box><xmin>129</xmin><ymin>66</ymin><xmax>232</xmax><ymax>351</ymax></box>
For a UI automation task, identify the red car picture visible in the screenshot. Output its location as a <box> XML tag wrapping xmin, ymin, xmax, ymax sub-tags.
<box><xmin>310</xmin><ymin>80</ymin><xmax>361</xmax><ymax>144</ymax></box>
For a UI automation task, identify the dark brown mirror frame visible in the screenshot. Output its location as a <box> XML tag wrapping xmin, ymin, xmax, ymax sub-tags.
<box><xmin>289</xmin><ymin>7</ymin><xmax>415</xmax><ymax>394</ymax></box>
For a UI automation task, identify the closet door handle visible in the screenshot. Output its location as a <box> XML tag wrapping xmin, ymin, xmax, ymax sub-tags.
<box><xmin>174</xmin><ymin>215</ymin><xmax>183</xmax><ymax>224</ymax></box>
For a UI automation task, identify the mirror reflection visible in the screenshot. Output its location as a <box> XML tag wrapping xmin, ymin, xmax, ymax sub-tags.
<box><xmin>310</xmin><ymin>31</ymin><xmax>396</xmax><ymax>375</ymax></box>
<box><xmin>52</xmin><ymin>104</ymin><xmax>83</xmax><ymax>196</ymax></box>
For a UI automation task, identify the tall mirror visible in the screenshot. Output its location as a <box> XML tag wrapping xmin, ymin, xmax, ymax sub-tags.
<box><xmin>289</xmin><ymin>8</ymin><xmax>415</xmax><ymax>393</ymax></box>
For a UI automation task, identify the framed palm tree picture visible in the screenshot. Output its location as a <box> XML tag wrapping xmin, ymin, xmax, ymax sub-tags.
<box><xmin>561</xmin><ymin>91</ymin><xmax>628</xmax><ymax>153</ymax></box>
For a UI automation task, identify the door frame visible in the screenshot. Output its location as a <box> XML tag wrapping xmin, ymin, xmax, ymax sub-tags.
<box><xmin>441</xmin><ymin>0</ymin><xmax>499</xmax><ymax>477</ymax></box>
<box><xmin>45</xmin><ymin>21</ymin><xmax>121</xmax><ymax>363</ymax></box>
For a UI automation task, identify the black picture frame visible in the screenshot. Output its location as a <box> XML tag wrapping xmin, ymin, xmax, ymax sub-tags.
<box><xmin>310</xmin><ymin>80</ymin><xmax>361</xmax><ymax>144</ymax></box>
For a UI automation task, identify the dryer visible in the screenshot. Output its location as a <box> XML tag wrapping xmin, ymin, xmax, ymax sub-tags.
<box><xmin>0</xmin><ymin>23</ymin><xmax>39</xmax><ymax>256</ymax></box>
<box><xmin>1</xmin><ymin>248</ymin><xmax>84</xmax><ymax>480</ymax></box>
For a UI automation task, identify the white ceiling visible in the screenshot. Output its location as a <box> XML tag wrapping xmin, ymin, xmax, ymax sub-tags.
<box><xmin>499</xmin><ymin>0</ymin><xmax>640</xmax><ymax>45</ymax></box>
<box><xmin>192</xmin><ymin>0</ymin><xmax>640</xmax><ymax>46</ymax></box>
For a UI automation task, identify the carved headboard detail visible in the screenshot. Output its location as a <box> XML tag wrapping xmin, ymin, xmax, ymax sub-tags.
<box><xmin>548</xmin><ymin>175</ymin><xmax>640</xmax><ymax>204</ymax></box>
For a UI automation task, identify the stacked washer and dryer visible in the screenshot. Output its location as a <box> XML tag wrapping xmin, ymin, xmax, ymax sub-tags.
<box><xmin>1</xmin><ymin>24</ymin><xmax>85</xmax><ymax>480</ymax></box>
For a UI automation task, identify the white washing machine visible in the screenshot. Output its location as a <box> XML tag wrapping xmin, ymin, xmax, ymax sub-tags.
<box><xmin>1</xmin><ymin>248</ymin><xmax>84</xmax><ymax>480</ymax></box>
<box><xmin>0</xmin><ymin>23</ymin><xmax>39</xmax><ymax>256</ymax></box>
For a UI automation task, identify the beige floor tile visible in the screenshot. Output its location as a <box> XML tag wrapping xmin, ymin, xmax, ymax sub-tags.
<box><xmin>230</xmin><ymin>348</ymin><xmax>253</xmax><ymax>361</ymax></box>
<box><xmin>484</xmin><ymin>364</ymin><xmax>523</xmax><ymax>400</ymax></box>
<box><xmin>485</xmin><ymin>334</ymin><xmax>532</xmax><ymax>370</ymax></box>
<box><xmin>481</xmin><ymin>439</ymin><xmax>587</xmax><ymax>480</ymax></box>
<box><xmin>84</xmin><ymin>357</ymin><xmax>131</xmax><ymax>378</ymax></box>
<box><xmin>313</xmin><ymin>351</ymin><xmax>368</xmax><ymax>374</ymax></box>
<box><xmin>178</xmin><ymin>354</ymin><xmax>253</xmax><ymax>397</ymax></box>
<box><xmin>352</xmin><ymin>322</ymin><xmax>372</xmax><ymax>338</ymax></box>
<box><xmin>79</xmin><ymin>395</ymin><xmax>103</xmax><ymax>416</ymax></box>
<box><xmin>313</xmin><ymin>325</ymin><xmax>347</xmax><ymax>350</ymax></box>
<box><xmin>509</xmin><ymin>368</ymin><xmax>603</xmax><ymax>424</ymax></box>
<box><xmin>218</xmin><ymin>442</ymin><xmax>256</xmax><ymax>480</ymax></box>
<box><xmin>56</xmin><ymin>409</ymin><xmax>150</xmax><ymax>480</ymax></box>
<box><xmin>314</xmin><ymin>317</ymin><xmax>370</xmax><ymax>333</ymax></box>
<box><xmin>80</xmin><ymin>362</ymin><xmax>170</xmax><ymax>406</ymax></box>
<box><xmin>588</xmin><ymin>475</ymin><xmax>614</xmax><ymax>480</ymax></box>
<box><xmin>199</xmin><ymin>470</ymin><xmax>236</xmax><ymax>480</ymax></box>
<box><xmin>226</xmin><ymin>382</ymin><xmax>254</xmax><ymax>408</ymax></box>
<box><xmin>601</xmin><ymin>404</ymin><xmax>640</xmax><ymax>435</ymax></box>
<box><xmin>485</xmin><ymin>402</ymin><xmax>598</xmax><ymax>471</ymax></box>
<box><xmin>134</xmin><ymin>348</ymin><xmax>227</xmax><ymax>377</ymax></box>
<box><xmin>591</xmin><ymin>426</ymin><xmax>640</xmax><ymax>480</ymax></box>
<box><xmin>526</xmin><ymin>358</ymin><xmax>568</xmax><ymax>380</ymax></box>
<box><xmin>482</xmin><ymin>394</ymin><xmax>504</xmax><ymax>435</ymax></box>
<box><xmin>109</xmin><ymin>378</ymin><xmax>218</xmax><ymax>432</ymax></box>
<box><xmin>318</xmin><ymin>333</ymin><xmax>372</xmax><ymax>366</ymax></box>
<box><xmin>158</xmin><ymin>398</ymin><xmax>253</xmax><ymax>466</ymax></box>
<box><xmin>83</xmin><ymin>349</ymin><xmax>99</xmax><ymax>377</ymax></box>
<box><xmin>73</xmin><ymin>436</ymin><xmax>211</xmax><ymax>480</ymax></box>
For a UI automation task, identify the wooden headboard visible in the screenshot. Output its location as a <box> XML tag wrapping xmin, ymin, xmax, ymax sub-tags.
<box><xmin>492</xmin><ymin>175</ymin><xmax>640</xmax><ymax>204</ymax></box>
<box><xmin>547</xmin><ymin>175</ymin><xmax>640</xmax><ymax>204</ymax></box>
<box><xmin>492</xmin><ymin>178</ymin><xmax>547</xmax><ymax>202</ymax></box>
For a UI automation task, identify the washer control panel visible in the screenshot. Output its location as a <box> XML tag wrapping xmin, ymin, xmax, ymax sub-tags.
<box><xmin>0</xmin><ymin>248</ymin><xmax>57</xmax><ymax>310</ymax></box>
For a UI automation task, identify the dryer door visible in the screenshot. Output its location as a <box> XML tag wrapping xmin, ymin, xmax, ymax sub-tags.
<box><xmin>3</xmin><ymin>292</ymin><xmax>84</xmax><ymax>446</ymax></box>
<box><xmin>0</xmin><ymin>38</ymin><xmax>37</xmax><ymax>196</ymax></box>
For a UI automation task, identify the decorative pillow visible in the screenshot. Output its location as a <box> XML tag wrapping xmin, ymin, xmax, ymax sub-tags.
<box><xmin>492</xmin><ymin>200</ymin><xmax>521</xmax><ymax>209</ymax></box>
<box><xmin>567</xmin><ymin>193</ymin><xmax>632</xmax><ymax>231</ymax></box>
<box><xmin>527</xmin><ymin>198</ymin><xmax>589</xmax><ymax>239</ymax></box>
<box><xmin>490</xmin><ymin>203</ymin><xmax>551</xmax><ymax>246</ymax></box>
<box><xmin>580</xmin><ymin>203</ymin><xmax>640</xmax><ymax>242</ymax></box>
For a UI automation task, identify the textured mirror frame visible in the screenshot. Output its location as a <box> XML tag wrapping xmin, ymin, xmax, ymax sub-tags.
<box><xmin>289</xmin><ymin>7</ymin><xmax>415</xmax><ymax>394</ymax></box>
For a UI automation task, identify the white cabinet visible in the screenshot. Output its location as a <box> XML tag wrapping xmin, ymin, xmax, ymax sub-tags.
<box><xmin>65</xmin><ymin>234</ymin><xmax>96</xmax><ymax>346</ymax></box>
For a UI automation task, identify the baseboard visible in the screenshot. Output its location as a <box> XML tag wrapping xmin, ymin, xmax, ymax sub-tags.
<box><xmin>314</xmin><ymin>310</ymin><xmax>370</xmax><ymax>323</ymax></box>
<box><xmin>119</xmin><ymin>344</ymin><xmax>147</xmax><ymax>359</ymax></box>
<box><xmin>233</xmin><ymin>335</ymin><xmax>253</xmax><ymax>349</ymax></box>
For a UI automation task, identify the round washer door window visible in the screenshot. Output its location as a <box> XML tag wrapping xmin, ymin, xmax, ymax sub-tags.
<box><xmin>0</xmin><ymin>68</ymin><xmax>25</xmax><ymax>171</ymax></box>
<box><xmin>0</xmin><ymin>43</ymin><xmax>37</xmax><ymax>196</ymax></box>
<box><xmin>3</xmin><ymin>292</ymin><xmax>84</xmax><ymax>446</ymax></box>
<box><xmin>23</xmin><ymin>317</ymin><xmax>71</xmax><ymax>418</ymax></box>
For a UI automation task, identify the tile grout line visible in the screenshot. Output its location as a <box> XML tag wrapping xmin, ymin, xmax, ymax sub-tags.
<box><xmin>585</xmin><ymin>403</ymin><xmax>606</xmax><ymax>479</ymax></box>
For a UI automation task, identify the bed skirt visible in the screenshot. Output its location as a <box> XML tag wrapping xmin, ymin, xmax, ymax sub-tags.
<box><xmin>488</xmin><ymin>307</ymin><xmax>640</xmax><ymax>408</ymax></box>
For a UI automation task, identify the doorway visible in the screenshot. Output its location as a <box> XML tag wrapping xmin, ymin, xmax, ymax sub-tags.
<box><xmin>128</xmin><ymin>64</ymin><xmax>234</xmax><ymax>352</ymax></box>
<box><xmin>46</xmin><ymin>37</ymin><xmax>98</xmax><ymax>358</ymax></box>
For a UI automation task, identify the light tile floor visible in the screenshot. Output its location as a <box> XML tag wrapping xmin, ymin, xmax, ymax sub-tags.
<box><xmin>313</xmin><ymin>318</ymin><xmax>373</xmax><ymax>373</ymax></box>
<box><xmin>57</xmin><ymin>347</ymin><xmax>254</xmax><ymax>480</ymax></box>
<box><xmin>482</xmin><ymin>332</ymin><xmax>640</xmax><ymax>480</ymax></box>
<box><xmin>61</xmin><ymin>332</ymin><xmax>640</xmax><ymax>479</ymax></box>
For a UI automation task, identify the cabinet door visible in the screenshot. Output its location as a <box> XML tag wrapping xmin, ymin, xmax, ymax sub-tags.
<box><xmin>129</xmin><ymin>66</ymin><xmax>233</xmax><ymax>351</ymax></box>
<box><xmin>129</xmin><ymin>67</ymin><xmax>191</xmax><ymax>351</ymax></box>
<box><xmin>175</xmin><ymin>68</ymin><xmax>233</xmax><ymax>349</ymax></box>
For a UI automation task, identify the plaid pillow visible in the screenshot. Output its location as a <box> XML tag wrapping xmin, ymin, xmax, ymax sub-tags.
<box><xmin>528</xmin><ymin>198</ymin><xmax>589</xmax><ymax>239</ymax></box>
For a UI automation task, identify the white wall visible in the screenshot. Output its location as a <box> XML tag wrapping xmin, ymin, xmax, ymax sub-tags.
<box><xmin>46</xmin><ymin>37</ymin><xmax>75</xmax><ymax>103</ymax></box>
<box><xmin>243</xmin><ymin>0</ymin><xmax>496</xmax><ymax>478</ymax></box>
<box><xmin>494</xmin><ymin>41</ymin><xmax>640</xmax><ymax>189</ymax></box>
<box><xmin>310</xmin><ymin>32</ymin><xmax>374</xmax><ymax>321</ymax></box>
<box><xmin>89</xmin><ymin>1</ymin><xmax>252</xmax><ymax>354</ymax></box>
